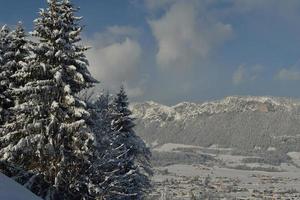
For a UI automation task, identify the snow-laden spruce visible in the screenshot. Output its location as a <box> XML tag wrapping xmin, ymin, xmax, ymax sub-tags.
<box><xmin>85</xmin><ymin>92</ymin><xmax>114</xmax><ymax>198</ymax></box>
<box><xmin>0</xmin><ymin>1</ymin><xmax>97</xmax><ymax>199</ymax></box>
<box><xmin>0</xmin><ymin>1</ymin><xmax>153</xmax><ymax>199</ymax></box>
<box><xmin>108</xmin><ymin>86</ymin><xmax>152</xmax><ymax>199</ymax></box>
<box><xmin>0</xmin><ymin>22</ymin><xmax>31</xmax><ymax>152</ymax></box>
<box><xmin>0</xmin><ymin>23</ymin><xmax>32</xmax><ymax>184</ymax></box>
<box><xmin>0</xmin><ymin>25</ymin><xmax>10</xmax><ymax>125</ymax></box>
<box><xmin>87</xmin><ymin>88</ymin><xmax>152</xmax><ymax>200</ymax></box>
<box><xmin>0</xmin><ymin>25</ymin><xmax>14</xmax><ymax>126</ymax></box>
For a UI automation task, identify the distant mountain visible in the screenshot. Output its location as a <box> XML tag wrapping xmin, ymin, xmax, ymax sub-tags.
<box><xmin>131</xmin><ymin>96</ymin><xmax>300</xmax><ymax>152</ymax></box>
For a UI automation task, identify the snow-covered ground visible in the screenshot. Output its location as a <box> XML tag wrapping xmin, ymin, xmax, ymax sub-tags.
<box><xmin>0</xmin><ymin>173</ymin><xmax>41</xmax><ymax>200</ymax></box>
<box><xmin>149</xmin><ymin>143</ymin><xmax>300</xmax><ymax>199</ymax></box>
<box><xmin>153</xmin><ymin>143</ymin><xmax>202</xmax><ymax>152</ymax></box>
<box><xmin>153</xmin><ymin>142</ymin><xmax>232</xmax><ymax>152</ymax></box>
<box><xmin>287</xmin><ymin>152</ymin><xmax>300</xmax><ymax>166</ymax></box>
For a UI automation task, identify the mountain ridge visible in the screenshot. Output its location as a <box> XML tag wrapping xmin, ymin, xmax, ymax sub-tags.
<box><xmin>131</xmin><ymin>96</ymin><xmax>300</xmax><ymax>122</ymax></box>
<box><xmin>131</xmin><ymin>96</ymin><xmax>300</xmax><ymax>151</ymax></box>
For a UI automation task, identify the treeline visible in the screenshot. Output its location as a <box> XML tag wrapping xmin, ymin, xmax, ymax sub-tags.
<box><xmin>0</xmin><ymin>0</ymin><xmax>152</xmax><ymax>199</ymax></box>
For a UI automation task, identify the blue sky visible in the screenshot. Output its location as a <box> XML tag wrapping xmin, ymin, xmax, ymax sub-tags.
<box><xmin>1</xmin><ymin>0</ymin><xmax>300</xmax><ymax>105</ymax></box>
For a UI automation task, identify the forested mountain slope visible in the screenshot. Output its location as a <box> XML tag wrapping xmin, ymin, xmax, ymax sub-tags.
<box><xmin>131</xmin><ymin>96</ymin><xmax>300</xmax><ymax>151</ymax></box>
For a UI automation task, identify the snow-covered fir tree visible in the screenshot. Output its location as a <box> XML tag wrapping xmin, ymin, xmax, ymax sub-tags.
<box><xmin>0</xmin><ymin>22</ymin><xmax>31</xmax><ymax>157</ymax></box>
<box><xmin>0</xmin><ymin>1</ymin><xmax>97</xmax><ymax>199</ymax></box>
<box><xmin>0</xmin><ymin>22</ymin><xmax>32</xmax><ymax>181</ymax></box>
<box><xmin>106</xmin><ymin>85</ymin><xmax>153</xmax><ymax>199</ymax></box>
<box><xmin>85</xmin><ymin>89</ymin><xmax>152</xmax><ymax>199</ymax></box>
<box><xmin>89</xmin><ymin>92</ymin><xmax>111</xmax><ymax>140</ymax></box>
<box><xmin>0</xmin><ymin>25</ymin><xmax>14</xmax><ymax>126</ymax></box>
<box><xmin>0</xmin><ymin>1</ymin><xmax>152</xmax><ymax>199</ymax></box>
<box><xmin>85</xmin><ymin>91</ymin><xmax>124</xmax><ymax>199</ymax></box>
<box><xmin>85</xmin><ymin>92</ymin><xmax>114</xmax><ymax>198</ymax></box>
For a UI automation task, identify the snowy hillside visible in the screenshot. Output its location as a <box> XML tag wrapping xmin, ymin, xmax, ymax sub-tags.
<box><xmin>131</xmin><ymin>96</ymin><xmax>300</xmax><ymax>151</ymax></box>
<box><xmin>0</xmin><ymin>173</ymin><xmax>41</xmax><ymax>200</ymax></box>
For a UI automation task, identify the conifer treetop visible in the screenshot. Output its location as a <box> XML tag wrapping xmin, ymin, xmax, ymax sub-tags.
<box><xmin>32</xmin><ymin>0</ymin><xmax>97</xmax><ymax>93</ymax></box>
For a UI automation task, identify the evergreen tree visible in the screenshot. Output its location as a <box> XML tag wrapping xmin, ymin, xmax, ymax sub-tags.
<box><xmin>0</xmin><ymin>25</ymin><xmax>13</xmax><ymax>125</ymax></box>
<box><xmin>0</xmin><ymin>2</ymin><xmax>152</xmax><ymax>199</ymax></box>
<box><xmin>0</xmin><ymin>22</ymin><xmax>31</xmax><ymax>182</ymax></box>
<box><xmin>86</xmin><ymin>89</ymin><xmax>152</xmax><ymax>199</ymax></box>
<box><xmin>0</xmin><ymin>1</ymin><xmax>97</xmax><ymax>199</ymax></box>
<box><xmin>86</xmin><ymin>92</ymin><xmax>114</xmax><ymax>199</ymax></box>
<box><xmin>89</xmin><ymin>92</ymin><xmax>111</xmax><ymax>138</ymax></box>
<box><xmin>9</xmin><ymin>23</ymin><xmax>34</xmax><ymax>89</ymax></box>
<box><xmin>106</xmin><ymin>85</ymin><xmax>152</xmax><ymax>199</ymax></box>
<box><xmin>86</xmin><ymin>91</ymin><xmax>126</xmax><ymax>199</ymax></box>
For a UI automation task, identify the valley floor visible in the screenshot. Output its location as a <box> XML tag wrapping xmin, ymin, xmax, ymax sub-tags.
<box><xmin>148</xmin><ymin>143</ymin><xmax>300</xmax><ymax>200</ymax></box>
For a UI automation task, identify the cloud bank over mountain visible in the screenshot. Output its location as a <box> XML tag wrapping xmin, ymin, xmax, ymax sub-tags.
<box><xmin>79</xmin><ymin>0</ymin><xmax>300</xmax><ymax>104</ymax></box>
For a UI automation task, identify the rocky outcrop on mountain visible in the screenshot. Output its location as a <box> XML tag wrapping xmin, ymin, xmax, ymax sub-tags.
<box><xmin>131</xmin><ymin>96</ymin><xmax>300</xmax><ymax>151</ymax></box>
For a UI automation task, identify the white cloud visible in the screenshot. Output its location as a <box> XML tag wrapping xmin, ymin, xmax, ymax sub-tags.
<box><xmin>87</xmin><ymin>25</ymin><xmax>140</xmax><ymax>47</ymax></box>
<box><xmin>85</xmin><ymin>26</ymin><xmax>145</xmax><ymax>97</ymax></box>
<box><xmin>106</xmin><ymin>25</ymin><xmax>140</xmax><ymax>37</ymax></box>
<box><xmin>276</xmin><ymin>68</ymin><xmax>300</xmax><ymax>81</ymax></box>
<box><xmin>148</xmin><ymin>0</ymin><xmax>233</xmax><ymax>70</ymax></box>
<box><xmin>87</xmin><ymin>38</ymin><xmax>141</xmax><ymax>82</ymax></box>
<box><xmin>232</xmin><ymin>65</ymin><xmax>245</xmax><ymax>85</ymax></box>
<box><xmin>124</xmin><ymin>83</ymin><xmax>145</xmax><ymax>97</ymax></box>
<box><xmin>145</xmin><ymin>0</ymin><xmax>177</xmax><ymax>10</ymax></box>
<box><xmin>232</xmin><ymin>64</ymin><xmax>264</xmax><ymax>85</ymax></box>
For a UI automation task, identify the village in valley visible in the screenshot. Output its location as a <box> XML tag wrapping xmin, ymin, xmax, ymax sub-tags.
<box><xmin>147</xmin><ymin>144</ymin><xmax>300</xmax><ymax>199</ymax></box>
